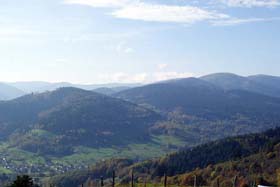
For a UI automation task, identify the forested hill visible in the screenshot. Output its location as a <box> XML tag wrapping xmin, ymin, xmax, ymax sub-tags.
<box><xmin>114</xmin><ymin>77</ymin><xmax>280</xmax><ymax>119</ymax></box>
<box><xmin>114</xmin><ymin>77</ymin><xmax>280</xmax><ymax>142</ymax></box>
<box><xmin>169</xmin><ymin>143</ymin><xmax>280</xmax><ymax>187</ymax></box>
<box><xmin>0</xmin><ymin>87</ymin><xmax>161</xmax><ymax>155</ymax></box>
<box><xmin>46</xmin><ymin>127</ymin><xmax>280</xmax><ymax>187</ymax></box>
<box><xmin>130</xmin><ymin>127</ymin><xmax>280</xmax><ymax>177</ymax></box>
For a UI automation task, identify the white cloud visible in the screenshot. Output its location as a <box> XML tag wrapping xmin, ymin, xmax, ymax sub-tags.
<box><xmin>64</xmin><ymin>0</ymin><xmax>280</xmax><ymax>26</ymax></box>
<box><xmin>96</xmin><ymin>71</ymin><xmax>193</xmax><ymax>83</ymax></box>
<box><xmin>112</xmin><ymin>3</ymin><xmax>229</xmax><ymax>23</ymax></box>
<box><xmin>219</xmin><ymin>0</ymin><xmax>280</xmax><ymax>7</ymax></box>
<box><xmin>64</xmin><ymin>0</ymin><xmax>230</xmax><ymax>24</ymax></box>
<box><xmin>212</xmin><ymin>17</ymin><xmax>280</xmax><ymax>26</ymax></box>
<box><xmin>97</xmin><ymin>72</ymin><xmax>148</xmax><ymax>83</ymax></box>
<box><xmin>153</xmin><ymin>72</ymin><xmax>193</xmax><ymax>82</ymax></box>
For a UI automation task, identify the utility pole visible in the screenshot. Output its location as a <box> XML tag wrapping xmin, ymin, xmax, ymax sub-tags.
<box><xmin>164</xmin><ymin>174</ymin><xmax>167</xmax><ymax>187</ymax></box>
<box><xmin>112</xmin><ymin>170</ymin><xmax>115</xmax><ymax>187</ymax></box>
<box><xmin>101</xmin><ymin>176</ymin><xmax>104</xmax><ymax>187</ymax></box>
<box><xmin>131</xmin><ymin>170</ymin><xmax>134</xmax><ymax>187</ymax></box>
<box><xmin>194</xmin><ymin>175</ymin><xmax>197</xmax><ymax>187</ymax></box>
<box><xmin>233</xmin><ymin>176</ymin><xmax>237</xmax><ymax>187</ymax></box>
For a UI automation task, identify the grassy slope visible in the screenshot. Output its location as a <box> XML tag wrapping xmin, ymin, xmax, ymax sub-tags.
<box><xmin>0</xmin><ymin>134</ymin><xmax>185</xmax><ymax>175</ymax></box>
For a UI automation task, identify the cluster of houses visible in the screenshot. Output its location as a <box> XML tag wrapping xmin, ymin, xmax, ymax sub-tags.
<box><xmin>0</xmin><ymin>157</ymin><xmax>89</xmax><ymax>176</ymax></box>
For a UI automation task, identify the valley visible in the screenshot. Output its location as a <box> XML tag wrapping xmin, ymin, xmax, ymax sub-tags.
<box><xmin>1</xmin><ymin>73</ymin><xmax>280</xmax><ymax>186</ymax></box>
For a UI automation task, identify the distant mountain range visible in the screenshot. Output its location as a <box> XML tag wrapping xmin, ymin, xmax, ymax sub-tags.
<box><xmin>0</xmin><ymin>81</ymin><xmax>141</xmax><ymax>100</ymax></box>
<box><xmin>0</xmin><ymin>83</ymin><xmax>25</xmax><ymax>100</ymax></box>
<box><xmin>201</xmin><ymin>73</ymin><xmax>280</xmax><ymax>98</ymax></box>
<box><xmin>1</xmin><ymin>73</ymin><xmax>280</xmax><ymax>101</ymax></box>
<box><xmin>0</xmin><ymin>72</ymin><xmax>280</xmax><ymax>177</ymax></box>
<box><xmin>9</xmin><ymin>81</ymin><xmax>141</xmax><ymax>94</ymax></box>
<box><xmin>93</xmin><ymin>87</ymin><xmax>132</xmax><ymax>95</ymax></box>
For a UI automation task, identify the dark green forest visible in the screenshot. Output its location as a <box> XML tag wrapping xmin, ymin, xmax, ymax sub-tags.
<box><xmin>45</xmin><ymin>127</ymin><xmax>280</xmax><ymax>187</ymax></box>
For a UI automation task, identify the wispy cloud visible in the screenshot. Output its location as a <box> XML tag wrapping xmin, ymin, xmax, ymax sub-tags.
<box><xmin>64</xmin><ymin>0</ymin><xmax>280</xmax><ymax>26</ymax></box>
<box><xmin>219</xmin><ymin>0</ymin><xmax>280</xmax><ymax>7</ymax></box>
<box><xmin>64</xmin><ymin>0</ymin><xmax>230</xmax><ymax>24</ymax></box>
<box><xmin>212</xmin><ymin>17</ymin><xmax>280</xmax><ymax>26</ymax></box>
<box><xmin>96</xmin><ymin>71</ymin><xmax>193</xmax><ymax>83</ymax></box>
<box><xmin>97</xmin><ymin>72</ymin><xmax>148</xmax><ymax>83</ymax></box>
<box><xmin>112</xmin><ymin>3</ymin><xmax>229</xmax><ymax>23</ymax></box>
<box><xmin>153</xmin><ymin>72</ymin><xmax>193</xmax><ymax>82</ymax></box>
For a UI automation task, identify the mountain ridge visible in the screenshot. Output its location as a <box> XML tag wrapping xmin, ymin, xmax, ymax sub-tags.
<box><xmin>201</xmin><ymin>73</ymin><xmax>280</xmax><ymax>98</ymax></box>
<box><xmin>0</xmin><ymin>83</ymin><xmax>25</xmax><ymax>101</ymax></box>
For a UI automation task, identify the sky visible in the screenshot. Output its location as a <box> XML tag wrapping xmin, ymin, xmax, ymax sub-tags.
<box><xmin>0</xmin><ymin>0</ymin><xmax>280</xmax><ymax>84</ymax></box>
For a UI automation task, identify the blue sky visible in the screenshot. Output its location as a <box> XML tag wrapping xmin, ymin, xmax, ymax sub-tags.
<box><xmin>0</xmin><ymin>0</ymin><xmax>280</xmax><ymax>84</ymax></box>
